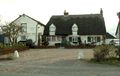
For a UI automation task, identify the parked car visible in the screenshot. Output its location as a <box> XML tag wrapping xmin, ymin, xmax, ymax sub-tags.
<box><xmin>110</xmin><ymin>39</ymin><xmax>120</xmax><ymax>46</ymax></box>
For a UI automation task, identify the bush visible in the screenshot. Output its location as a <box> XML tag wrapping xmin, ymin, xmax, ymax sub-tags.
<box><xmin>55</xmin><ymin>43</ymin><xmax>61</xmax><ymax>47</ymax></box>
<box><xmin>0</xmin><ymin>43</ymin><xmax>28</xmax><ymax>55</ymax></box>
<box><xmin>12</xmin><ymin>43</ymin><xmax>26</xmax><ymax>49</ymax></box>
<box><xmin>93</xmin><ymin>45</ymin><xmax>117</xmax><ymax>62</ymax></box>
<box><xmin>114</xmin><ymin>46</ymin><xmax>120</xmax><ymax>59</ymax></box>
<box><xmin>0</xmin><ymin>43</ymin><xmax>11</xmax><ymax>49</ymax></box>
<box><xmin>26</xmin><ymin>39</ymin><xmax>35</xmax><ymax>48</ymax></box>
<box><xmin>19</xmin><ymin>39</ymin><xmax>35</xmax><ymax>48</ymax></box>
<box><xmin>0</xmin><ymin>43</ymin><xmax>4</xmax><ymax>49</ymax></box>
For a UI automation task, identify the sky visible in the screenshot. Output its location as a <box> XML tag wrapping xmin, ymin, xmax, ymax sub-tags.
<box><xmin>0</xmin><ymin>0</ymin><xmax>120</xmax><ymax>36</ymax></box>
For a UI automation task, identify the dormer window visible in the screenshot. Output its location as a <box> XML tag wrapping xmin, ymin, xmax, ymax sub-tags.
<box><xmin>72</xmin><ymin>24</ymin><xmax>78</xmax><ymax>35</ymax></box>
<box><xmin>49</xmin><ymin>24</ymin><xmax>56</xmax><ymax>35</ymax></box>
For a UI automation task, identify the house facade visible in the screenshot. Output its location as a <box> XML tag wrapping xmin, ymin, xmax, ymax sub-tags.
<box><xmin>44</xmin><ymin>9</ymin><xmax>106</xmax><ymax>46</ymax></box>
<box><xmin>11</xmin><ymin>14</ymin><xmax>44</xmax><ymax>45</ymax></box>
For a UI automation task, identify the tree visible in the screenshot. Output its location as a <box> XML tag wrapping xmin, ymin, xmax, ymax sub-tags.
<box><xmin>1</xmin><ymin>23</ymin><xmax>22</xmax><ymax>45</ymax></box>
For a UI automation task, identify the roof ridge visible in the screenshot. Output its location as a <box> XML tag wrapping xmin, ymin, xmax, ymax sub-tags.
<box><xmin>22</xmin><ymin>14</ymin><xmax>45</xmax><ymax>26</ymax></box>
<box><xmin>52</xmin><ymin>13</ymin><xmax>101</xmax><ymax>17</ymax></box>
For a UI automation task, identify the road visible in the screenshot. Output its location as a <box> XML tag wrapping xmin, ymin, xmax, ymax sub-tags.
<box><xmin>0</xmin><ymin>49</ymin><xmax>119</xmax><ymax>76</ymax></box>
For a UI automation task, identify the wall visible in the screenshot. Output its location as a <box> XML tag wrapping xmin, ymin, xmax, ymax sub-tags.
<box><xmin>13</xmin><ymin>15</ymin><xmax>44</xmax><ymax>45</ymax></box>
<box><xmin>105</xmin><ymin>39</ymin><xmax>113</xmax><ymax>44</ymax></box>
<box><xmin>47</xmin><ymin>36</ymin><xmax>62</xmax><ymax>46</ymax></box>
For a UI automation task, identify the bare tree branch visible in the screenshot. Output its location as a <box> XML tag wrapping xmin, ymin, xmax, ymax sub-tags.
<box><xmin>1</xmin><ymin>23</ymin><xmax>22</xmax><ymax>45</ymax></box>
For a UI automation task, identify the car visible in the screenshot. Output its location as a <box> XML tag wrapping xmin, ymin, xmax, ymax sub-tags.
<box><xmin>18</xmin><ymin>39</ymin><xmax>35</xmax><ymax>48</ymax></box>
<box><xmin>110</xmin><ymin>39</ymin><xmax>120</xmax><ymax>46</ymax></box>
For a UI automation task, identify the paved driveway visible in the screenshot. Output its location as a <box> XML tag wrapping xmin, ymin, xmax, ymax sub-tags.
<box><xmin>0</xmin><ymin>49</ymin><xmax>120</xmax><ymax>76</ymax></box>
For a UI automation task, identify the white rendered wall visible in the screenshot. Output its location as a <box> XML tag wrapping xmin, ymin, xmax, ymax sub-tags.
<box><xmin>12</xmin><ymin>15</ymin><xmax>44</xmax><ymax>45</ymax></box>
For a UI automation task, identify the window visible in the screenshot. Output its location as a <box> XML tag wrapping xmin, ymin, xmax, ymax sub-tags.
<box><xmin>21</xmin><ymin>35</ymin><xmax>26</xmax><ymax>41</ymax></box>
<box><xmin>73</xmin><ymin>37</ymin><xmax>78</xmax><ymax>42</ymax></box>
<box><xmin>72</xmin><ymin>24</ymin><xmax>78</xmax><ymax>35</ymax></box>
<box><xmin>52</xmin><ymin>36</ymin><xmax>56</xmax><ymax>41</ymax></box>
<box><xmin>47</xmin><ymin>36</ymin><xmax>57</xmax><ymax>41</ymax></box>
<box><xmin>97</xmin><ymin>37</ymin><xmax>100</xmax><ymax>42</ymax></box>
<box><xmin>21</xmin><ymin>23</ymin><xmax>27</xmax><ymax>33</ymax></box>
<box><xmin>88</xmin><ymin>36</ymin><xmax>101</xmax><ymax>42</ymax></box>
<box><xmin>88</xmin><ymin>37</ymin><xmax>91</xmax><ymax>42</ymax></box>
<box><xmin>72</xmin><ymin>37</ymin><xmax>78</xmax><ymax>42</ymax></box>
<box><xmin>4</xmin><ymin>37</ymin><xmax>9</xmax><ymax>44</ymax></box>
<box><xmin>49</xmin><ymin>24</ymin><xmax>56</xmax><ymax>35</ymax></box>
<box><xmin>57</xmin><ymin>36</ymin><xmax>61</xmax><ymax>41</ymax></box>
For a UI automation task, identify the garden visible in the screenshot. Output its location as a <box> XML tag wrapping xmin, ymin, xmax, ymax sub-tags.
<box><xmin>92</xmin><ymin>44</ymin><xmax>120</xmax><ymax>66</ymax></box>
<box><xmin>0</xmin><ymin>43</ymin><xmax>28</xmax><ymax>55</ymax></box>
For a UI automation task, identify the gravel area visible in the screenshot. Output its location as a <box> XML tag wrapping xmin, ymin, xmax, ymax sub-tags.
<box><xmin>0</xmin><ymin>49</ymin><xmax>119</xmax><ymax>76</ymax></box>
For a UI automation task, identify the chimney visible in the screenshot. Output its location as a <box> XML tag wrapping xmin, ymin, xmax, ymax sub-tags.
<box><xmin>64</xmin><ymin>10</ymin><xmax>69</xmax><ymax>15</ymax></box>
<box><xmin>100</xmin><ymin>8</ymin><xmax>103</xmax><ymax>16</ymax></box>
<box><xmin>117</xmin><ymin>12</ymin><xmax>120</xmax><ymax>19</ymax></box>
<box><xmin>22</xmin><ymin>14</ymin><xmax>25</xmax><ymax>16</ymax></box>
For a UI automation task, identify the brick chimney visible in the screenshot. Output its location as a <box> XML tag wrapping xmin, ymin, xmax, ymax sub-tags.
<box><xmin>100</xmin><ymin>8</ymin><xmax>103</xmax><ymax>16</ymax></box>
<box><xmin>64</xmin><ymin>10</ymin><xmax>69</xmax><ymax>15</ymax></box>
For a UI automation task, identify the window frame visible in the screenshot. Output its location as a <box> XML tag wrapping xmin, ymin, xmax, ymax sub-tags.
<box><xmin>72</xmin><ymin>24</ymin><xmax>78</xmax><ymax>35</ymax></box>
<box><xmin>49</xmin><ymin>24</ymin><xmax>56</xmax><ymax>35</ymax></box>
<box><xmin>21</xmin><ymin>35</ymin><xmax>26</xmax><ymax>41</ymax></box>
<box><xmin>21</xmin><ymin>23</ymin><xmax>27</xmax><ymax>33</ymax></box>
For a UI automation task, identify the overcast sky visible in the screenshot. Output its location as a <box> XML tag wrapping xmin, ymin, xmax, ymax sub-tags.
<box><xmin>0</xmin><ymin>0</ymin><xmax>120</xmax><ymax>35</ymax></box>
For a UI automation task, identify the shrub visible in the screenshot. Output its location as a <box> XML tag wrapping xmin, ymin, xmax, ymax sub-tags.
<box><xmin>12</xmin><ymin>43</ymin><xmax>26</xmax><ymax>49</ymax></box>
<box><xmin>0</xmin><ymin>43</ymin><xmax>12</xmax><ymax>49</ymax></box>
<box><xmin>93</xmin><ymin>45</ymin><xmax>117</xmax><ymax>62</ymax></box>
<box><xmin>114</xmin><ymin>46</ymin><xmax>120</xmax><ymax>59</ymax></box>
<box><xmin>0</xmin><ymin>43</ymin><xmax>28</xmax><ymax>55</ymax></box>
<box><xmin>0</xmin><ymin>43</ymin><xmax>4</xmax><ymax>49</ymax></box>
<box><xmin>42</xmin><ymin>41</ymin><xmax>49</xmax><ymax>46</ymax></box>
<box><xmin>18</xmin><ymin>39</ymin><xmax>35</xmax><ymax>48</ymax></box>
<box><xmin>26</xmin><ymin>39</ymin><xmax>35</xmax><ymax>48</ymax></box>
<box><xmin>55</xmin><ymin>43</ymin><xmax>61</xmax><ymax>47</ymax></box>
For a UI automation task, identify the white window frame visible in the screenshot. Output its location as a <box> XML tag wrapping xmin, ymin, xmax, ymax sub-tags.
<box><xmin>72</xmin><ymin>24</ymin><xmax>78</xmax><ymax>35</ymax></box>
<box><xmin>72</xmin><ymin>37</ymin><xmax>78</xmax><ymax>42</ymax></box>
<box><xmin>49</xmin><ymin>24</ymin><xmax>56</xmax><ymax>35</ymax></box>
<box><xmin>21</xmin><ymin>35</ymin><xmax>26</xmax><ymax>41</ymax></box>
<box><xmin>21</xmin><ymin>23</ymin><xmax>27</xmax><ymax>33</ymax></box>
